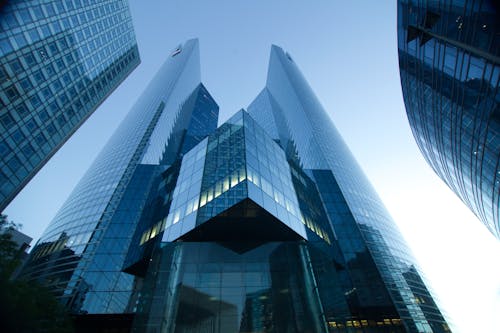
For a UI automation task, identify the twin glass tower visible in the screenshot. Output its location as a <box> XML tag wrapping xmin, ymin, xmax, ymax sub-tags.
<box><xmin>21</xmin><ymin>40</ymin><xmax>450</xmax><ymax>332</ymax></box>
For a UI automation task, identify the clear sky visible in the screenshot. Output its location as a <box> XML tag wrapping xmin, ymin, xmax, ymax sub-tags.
<box><xmin>4</xmin><ymin>1</ymin><xmax>500</xmax><ymax>332</ymax></box>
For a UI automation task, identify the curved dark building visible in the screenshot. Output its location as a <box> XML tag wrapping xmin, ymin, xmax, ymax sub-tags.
<box><xmin>398</xmin><ymin>0</ymin><xmax>500</xmax><ymax>238</ymax></box>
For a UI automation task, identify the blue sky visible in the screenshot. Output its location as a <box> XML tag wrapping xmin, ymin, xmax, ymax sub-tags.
<box><xmin>4</xmin><ymin>1</ymin><xmax>500</xmax><ymax>332</ymax></box>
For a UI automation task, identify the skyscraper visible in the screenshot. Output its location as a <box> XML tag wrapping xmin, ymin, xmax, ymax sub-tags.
<box><xmin>0</xmin><ymin>0</ymin><xmax>140</xmax><ymax>211</ymax></box>
<box><xmin>22</xmin><ymin>40</ymin><xmax>450</xmax><ymax>332</ymax></box>
<box><xmin>19</xmin><ymin>39</ymin><xmax>217</xmax><ymax>325</ymax></box>
<box><xmin>397</xmin><ymin>1</ymin><xmax>499</xmax><ymax>238</ymax></box>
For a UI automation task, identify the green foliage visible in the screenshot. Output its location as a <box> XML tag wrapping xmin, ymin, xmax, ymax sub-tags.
<box><xmin>0</xmin><ymin>213</ymin><xmax>22</xmax><ymax>278</ymax></box>
<box><xmin>0</xmin><ymin>214</ymin><xmax>74</xmax><ymax>333</ymax></box>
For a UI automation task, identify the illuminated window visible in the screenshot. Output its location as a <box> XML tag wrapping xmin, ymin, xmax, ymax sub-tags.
<box><xmin>206</xmin><ymin>188</ymin><xmax>213</xmax><ymax>203</ymax></box>
<box><xmin>166</xmin><ymin>214</ymin><xmax>173</xmax><ymax>227</ymax></box>
<box><xmin>144</xmin><ymin>229</ymin><xmax>151</xmax><ymax>242</ymax></box>
<box><xmin>247</xmin><ymin>169</ymin><xmax>254</xmax><ymax>183</ymax></box>
<box><xmin>253</xmin><ymin>171</ymin><xmax>261</xmax><ymax>187</ymax></box>
<box><xmin>231</xmin><ymin>172</ymin><xmax>239</xmax><ymax>187</ymax></box>
<box><xmin>185</xmin><ymin>201</ymin><xmax>193</xmax><ymax>215</ymax></box>
<box><xmin>173</xmin><ymin>211</ymin><xmax>180</xmax><ymax>224</ymax></box>
<box><xmin>140</xmin><ymin>232</ymin><xmax>147</xmax><ymax>245</ymax></box>
<box><xmin>276</xmin><ymin>191</ymin><xmax>284</xmax><ymax>205</ymax></box>
<box><xmin>199</xmin><ymin>192</ymin><xmax>207</xmax><ymax>207</ymax></box>
<box><xmin>325</xmin><ymin>233</ymin><xmax>331</xmax><ymax>244</ymax></box>
<box><xmin>191</xmin><ymin>198</ymin><xmax>199</xmax><ymax>212</ymax></box>
<box><xmin>150</xmin><ymin>225</ymin><xmax>157</xmax><ymax>238</ymax></box>
<box><xmin>214</xmin><ymin>182</ymin><xmax>222</xmax><ymax>198</ymax></box>
<box><xmin>239</xmin><ymin>167</ymin><xmax>246</xmax><ymax>182</ymax></box>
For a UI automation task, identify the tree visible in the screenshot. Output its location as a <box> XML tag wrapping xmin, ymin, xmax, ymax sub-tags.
<box><xmin>0</xmin><ymin>214</ymin><xmax>74</xmax><ymax>333</ymax></box>
<box><xmin>0</xmin><ymin>213</ymin><xmax>22</xmax><ymax>278</ymax></box>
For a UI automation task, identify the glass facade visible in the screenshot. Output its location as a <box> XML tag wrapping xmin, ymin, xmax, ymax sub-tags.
<box><xmin>397</xmin><ymin>0</ymin><xmax>499</xmax><ymax>238</ymax></box>
<box><xmin>20</xmin><ymin>40</ymin><xmax>219</xmax><ymax>315</ymax></box>
<box><xmin>160</xmin><ymin>111</ymin><xmax>307</xmax><ymax>244</ymax></box>
<box><xmin>0</xmin><ymin>0</ymin><xmax>140</xmax><ymax>211</ymax></box>
<box><xmin>127</xmin><ymin>47</ymin><xmax>450</xmax><ymax>332</ymax></box>
<box><xmin>246</xmin><ymin>45</ymin><xmax>450</xmax><ymax>332</ymax></box>
<box><xmin>21</xmin><ymin>40</ymin><xmax>450</xmax><ymax>332</ymax></box>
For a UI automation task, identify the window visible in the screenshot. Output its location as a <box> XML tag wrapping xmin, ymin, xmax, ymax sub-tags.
<box><xmin>25</xmin><ymin>118</ymin><xmax>39</xmax><ymax>132</ymax></box>
<box><xmin>52</xmin><ymin>1</ymin><xmax>64</xmax><ymax>14</ymax></box>
<box><xmin>1</xmin><ymin>13</ymin><xmax>19</xmax><ymax>29</ymax></box>
<box><xmin>22</xmin><ymin>143</ymin><xmax>35</xmax><ymax>157</ymax></box>
<box><xmin>56</xmin><ymin>114</ymin><xmax>67</xmax><ymax>127</ymax></box>
<box><xmin>62</xmin><ymin>73</ymin><xmax>71</xmax><ymax>85</ymax></box>
<box><xmin>28</xmin><ymin>29</ymin><xmax>40</xmax><ymax>43</ymax></box>
<box><xmin>0</xmin><ymin>141</ymin><xmax>11</xmax><ymax>156</ymax></box>
<box><xmin>46</xmin><ymin>123</ymin><xmax>57</xmax><ymax>135</ymax></box>
<box><xmin>49</xmin><ymin>101</ymin><xmax>59</xmax><ymax>113</ymax></box>
<box><xmin>12</xmin><ymin>129</ymin><xmax>25</xmax><ymax>144</ymax></box>
<box><xmin>68</xmin><ymin>87</ymin><xmax>78</xmax><ymax>99</ymax></box>
<box><xmin>57</xmin><ymin>38</ymin><xmax>68</xmax><ymax>50</ymax></box>
<box><xmin>0</xmin><ymin>113</ymin><xmax>14</xmax><ymax>127</ymax></box>
<box><xmin>45</xmin><ymin>64</ymin><xmax>55</xmax><ymax>76</ymax></box>
<box><xmin>13</xmin><ymin>33</ymin><xmax>27</xmax><ymax>48</ymax></box>
<box><xmin>55</xmin><ymin>58</ymin><xmax>66</xmax><ymax>71</ymax></box>
<box><xmin>18</xmin><ymin>9</ymin><xmax>33</xmax><ymax>24</ymax></box>
<box><xmin>16</xmin><ymin>103</ymin><xmax>29</xmax><ymax>118</ymax></box>
<box><xmin>31</xmin><ymin>6</ymin><xmax>44</xmax><ymax>20</ymax></box>
<box><xmin>0</xmin><ymin>66</ymin><xmax>7</xmax><ymax>82</ymax></box>
<box><xmin>30</xmin><ymin>95</ymin><xmax>42</xmax><ymax>108</ymax></box>
<box><xmin>40</xmin><ymin>26</ymin><xmax>51</xmax><ymax>39</ymax></box>
<box><xmin>5</xmin><ymin>86</ymin><xmax>20</xmax><ymax>101</ymax></box>
<box><xmin>48</xmin><ymin>42</ymin><xmax>59</xmax><ymax>55</ymax></box>
<box><xmin>9</xmin><ymin>59</ymin><xmax>24</xmax><ymax>74</ymax></box>
<box><xmin>61</xmin><ymin>18</ymin><xmax>71</xmax><ymax>30</ymax></box>
<box><xmin>39</xmin><ymin>110</ymin><xmax>49</xmax><ymax>122</ymax></box>
<box><xmin>34</xmin><ymin>133</ymin><xmax>46</xmax><ymax>146</ymax></box>
<box><xmin>7</xmin><ymin>156</ymin><xmax>21</xmax><ymax>170</ymax></box>
<box><xmin>41</xmin><ymin>87</ymin><xmax>52</xmax><ymax>99</ymax></box>
<box><xmin>0</xmin><ymin>38</ymin><xmax>13</xmax><ymax>55</ymax></box>
<box><xmin>51</xmin><ymin>21</ymin><xmax>62</xmax><ymax>34</ymax></box>
<box><xmin>32</xmin><ymin>70</ymin><xmax>45</xmax><ymax>85</ymax></box>
<box><xmin>65</xmin><ymin>54</ymin><xmax>74</xmax><ymax>65</ymax></box>
<box><xmin>23</xmin><ymin>53</ymin><xmax>36</xmax><ymax>67</ymax></box>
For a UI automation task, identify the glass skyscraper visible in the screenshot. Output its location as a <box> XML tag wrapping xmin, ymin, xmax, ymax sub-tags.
<box><xmin>0</xmin><ymin>0</ymin><xmax>140</xmax><ymax>211</ymax></box>
<box><xmin>19</xmin><ymin>39</ymin><xmax>214</xmax><ymax>320</ymax></box>
<box><xmin>21</xmin><ymin>40</ymin><xmax>450</xmax><ymax>332</ymax></box>
<box><xmin>397</xmin><ymin>0</ymin><xmax>499</xmax><ymax>238</ymax></box>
